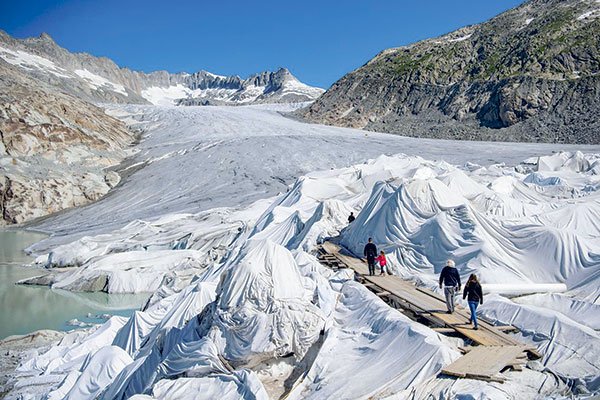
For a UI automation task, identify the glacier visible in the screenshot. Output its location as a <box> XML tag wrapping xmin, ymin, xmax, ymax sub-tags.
<box><xmin>5</xmin><ymin>104</ymin><xmax>600</xmax><ymax>399</ymax></box>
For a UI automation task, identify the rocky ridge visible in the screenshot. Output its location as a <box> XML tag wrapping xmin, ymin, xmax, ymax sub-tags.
<box><xmin>301</xmin><ymin>0</ymin><xmax>600</xmax><ymax>144</ymax></box>
<box><xmin>0</xmin><ymin>31</ymin><xmax>323</xmax><ymax>106</ymax></box>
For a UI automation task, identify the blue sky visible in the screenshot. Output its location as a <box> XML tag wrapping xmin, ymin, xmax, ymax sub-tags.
<box><xmin>1</xmin><ymin>0</ymin><xmax>524</xmax><ymax>88</ymax></box>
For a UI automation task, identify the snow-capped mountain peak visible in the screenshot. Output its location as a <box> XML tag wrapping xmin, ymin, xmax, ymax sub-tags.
<box><xmin>0</xmin><ymin>31</ymin><xmax>324</xmax><ymax>106</ymax></box>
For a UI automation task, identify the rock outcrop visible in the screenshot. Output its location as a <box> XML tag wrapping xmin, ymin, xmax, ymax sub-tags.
<box><xmin>301</xmin><ymin>0</ymin><xmax>600</xmax><ymax>144</ymax></box>
<box><xmin>0</xmin><ymin>60</ymin><xmax>134</xmax><ymax>225</ymax></box>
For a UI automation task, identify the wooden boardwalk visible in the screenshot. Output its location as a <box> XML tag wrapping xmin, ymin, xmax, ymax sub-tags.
<box><xmin>318</xmin><ymin>241</ymin><xmax>542</xmax><ymax>383</ymax></box>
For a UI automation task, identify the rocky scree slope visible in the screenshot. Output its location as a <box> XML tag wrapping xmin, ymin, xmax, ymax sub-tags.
<box><xmin>0</xmin><ymin>60</ymin><xmax>134</xmax><ymax>225</ymax></box>
<box><xmin>0</xmin><ymin>31</ymin><xmax>323</xmax><ymax>106</ymax></box>
<box><xmin>301</xmin><ymin>0</ymin><xmax>600</xmax><ymax>144</ymax></box>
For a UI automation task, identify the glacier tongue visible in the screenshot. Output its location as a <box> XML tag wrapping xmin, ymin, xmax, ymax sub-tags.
<box><xmin>28</xmin><ymin>104</ymin><xmax>600</xmax><ymax>251</ymax></box>
<box><xmin>6</xmin><ymin>104</ymin><xmax>600</xmax><ymax>399</ymax></box>
<box><xmin>9</xmin><ymin>149</ymin><xmax>600</xmax><ymax>398</ymax></box>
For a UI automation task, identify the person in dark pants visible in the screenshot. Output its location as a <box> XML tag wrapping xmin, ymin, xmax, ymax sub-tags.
<box><xmin>463</xmin><ymin>274</ymin><xmax>483</xmax><ymax>330</ymax></box>
<box><xmin>348</xmin><ymin>212</ymin><xmax>355</xmax><ymax>223</ymax></box>
<box><xmin>438</xmin><ymin>259</ymin><xmax>461</xmax><ymax>313</ymax></box>
<box><xmin>363</xmin><ymin>238</ymin><xmax>377</xmax><ymax>276</ymax></box>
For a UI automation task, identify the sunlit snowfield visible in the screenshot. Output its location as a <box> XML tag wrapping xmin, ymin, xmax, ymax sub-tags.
<box><xmin>8</xmin><ymin>104</ymin><xmax>600</xmax><ymax>399</ymax></box>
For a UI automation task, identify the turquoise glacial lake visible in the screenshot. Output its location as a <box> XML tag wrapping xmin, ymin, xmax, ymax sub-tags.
<box><xmin>0</xmin><ymin>230</ymin><xmax>148</xmax><ymax>339</ymax></box>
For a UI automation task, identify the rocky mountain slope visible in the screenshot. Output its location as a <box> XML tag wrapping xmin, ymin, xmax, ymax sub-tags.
<box><xmin>0</xmin><ymin>60</ymin><xmax>134</xmax><ymax>225</ymax></box>
<box><xmin>0</xmin><ymin>31</ymin><xmax>324</xmax><ymax>106</ymax></box>
<box><xmin>301</xmin><ymin>0</ymin><xmax>600</xmax><ymax>144</ymax></box>
<box><xmin>0</xmin><ymin>30</ymin><xmax>322</xmax><ymax>225</ymax></box>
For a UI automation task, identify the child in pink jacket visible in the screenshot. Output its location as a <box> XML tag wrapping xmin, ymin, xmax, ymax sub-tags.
<box><xmin>376</xmin><ymin>251</ymin><xmax>387</xmax><ymax>275</ymax></box>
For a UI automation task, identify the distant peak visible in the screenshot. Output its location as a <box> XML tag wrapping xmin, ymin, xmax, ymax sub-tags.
<box><xmin>38</xmin><ymin>32</ymin><xmax>56</xmax><ymax>43</ymax></box>
<box><xmin>273</xmin><ymin>67</ymin><xmax>299</xmax><ymax>83</ymax></box>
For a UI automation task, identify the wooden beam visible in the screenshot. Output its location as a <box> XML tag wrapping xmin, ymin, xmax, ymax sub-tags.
<box><xmin>441</xmin><ymin>345</ymin><xmax>525</xmax><ymax>383</ymax></box>
<box><xmin>432</xmin><ymin>327</ymin><xmax>456</xmax><ymax>334</ymax></box>
<box><xmin>496</xmin><ymin>325</ymin><xmax>519</xmax><ymax>333</ymax></box>
<box><xmin>464</xmin><ymin>373</ymin><xmax>506</xmax><ymax>383</ymax></box>
<box><xmin>526</xmin><ymin>347</ymin><xmax>543</xmax><ymax>360</ymax></box>
<box><xmin>510</xmin><ymin>364</ymin><xmax>523</xmax><ymax>371</ymax></box>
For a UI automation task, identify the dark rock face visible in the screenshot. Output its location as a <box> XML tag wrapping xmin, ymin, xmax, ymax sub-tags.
<box><xmin>301</xmin><ymin>0</ymin><xmax>600</xmax><ymax>144</ymax></box>
<box><xmin>184</xmin><ymin>72</ymin><xmax>243</xmax><ymax>91</ymax></box>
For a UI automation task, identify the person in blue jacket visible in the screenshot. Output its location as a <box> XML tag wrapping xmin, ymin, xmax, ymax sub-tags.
<box><xmin>438</xmin><ymin>259</ymin><xmax>461</xmax><ymax>313</ymax></box>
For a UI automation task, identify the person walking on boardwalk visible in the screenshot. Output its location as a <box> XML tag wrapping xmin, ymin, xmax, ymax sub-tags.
<box><xmin>438</xmin><ymin>259</ymin><xmax>461</xmax><ymax>314</ymax></box>
<box><xmin>376</xmin><ymin>250</ymin><xmax>387</xmax><ymax>275</ymax></box>
<box><xmin>363</xmin><ymin>238</ymin><xmax>377</xmax><ymax>276</ymax></box>
<box><xmin>348</xmin><ymin>212</ymin><xmax>355</xmax><ymax>223</ymax></box>
<box><xmin>463</xmin><ymin>274</ymin><xmax>483</xmax><ymax>330</ymax></box>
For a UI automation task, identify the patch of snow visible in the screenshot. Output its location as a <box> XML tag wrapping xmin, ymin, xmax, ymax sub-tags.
<box><xmin>188</xmin><ymin>86</ymin><xmax>240</xmax><ymax>102</ymax></box>
<box><xmin>73</xmin><ymin>69</ymin><xmax>128</xmax><ymax>96</ymax></box>
<box><xmin>278</xmin><ymin>78</ymin><xmax>325</xmax><ymax>98</ymax></box>
<box><xmin>448</xmin><ymin>33</ymin><xmax>473</xmax><ymax>42</ymax></box>
<box><xmin>0</xmin><ymin>45</ymin><xmax>71</xmax><ymax>78</ymax></box>
<box><xmin>340</xmin><ymin>106</ymin><xmax>355</xmax><ymax>118</ymax></box>
<box><xmin>577</xmin><ymin>8</ymin><xmax>600</xmax><ymax>20</ymax></box>
<box><xmin>235</xmin><ymin>84</ymin><xmax>266</xmax><ymax>103</ymax></box>
<box><xmin>204</xmin><ymin>71</ymin><xmax>228</xmax><ymax>79</ymax></box>
<box><xmin>141</xmin><ymin>84</ymin><xmax>191</xmax><ymax>106</ymax></box>
<box><xmin>525</xmin><ymin>17</ymin><xmax>534</xmax><ymax>25</ymax></box>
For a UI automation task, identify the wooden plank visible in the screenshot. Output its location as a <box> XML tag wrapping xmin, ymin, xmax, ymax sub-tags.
<box><xmin>321</xmin><ymin>241</ymin><xmax>342</xmax><ymax>254</ymax></box>
<box><xmin>464</xmin><ymin>373</ymin><xmax>505</xmax><ymax>383</ymax></box>
<box><xmin>526</xmin><ymin>347</ymin><xmax>543</xmax><ymax>360</ymax></box>
<box><xmin>432</xmin><ymin>327</ymin><xmax>456</xmax><ymax>334</ymax></box>
<box><xmin>416</xmin><ymin>286</ymin><xmax>447</xmax><ymax>303</ymax></box>
<box><xmin>376</xmin><ymin>291</ymin><xmax>391</xmax><ymax>297</ymax></box>
<box><xmin>441</xmin><ymin>345</ymin><xmax>526</xmax><ymax>382</ymax></box>
<box><xmin>442</xmin><ymin>369</ymin><xmax>466</xmax><ymax>378</ymax></box>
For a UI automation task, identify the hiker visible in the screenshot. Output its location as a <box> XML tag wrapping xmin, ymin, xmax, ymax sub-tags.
<box><xmin>376</xmin><ymin>250</ymin><xmax>387</xmax><ymax>275</ymax></box>
<box><xmin>363</xmin><ymin>238</ymin><xmax>377</xmax><ymax>276</ymax></box>
<box><xmin>438</xmin><ymin>259</ymin><xmax>461</xmax><ymax>314</ymax></box>
<box><xmin>463</xmin><ymin>273</ymin><xmax>483</xmax><ymax>330</ymax></box>
<box><xmin>348</xmin><ymin>212</ymin><xmax>355</xmax><ymax>223</ymax></box>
